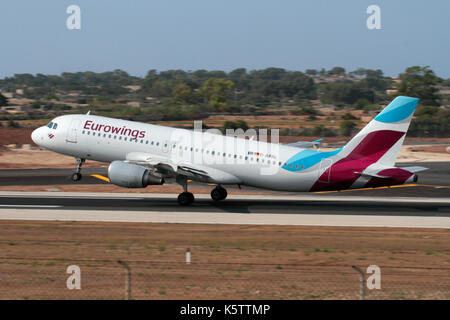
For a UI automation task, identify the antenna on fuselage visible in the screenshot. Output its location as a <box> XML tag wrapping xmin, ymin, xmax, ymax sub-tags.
<box><xmin>86</xmin><ymin>110</ymin><xmax>91</xmax><ymax>115</ymax></box>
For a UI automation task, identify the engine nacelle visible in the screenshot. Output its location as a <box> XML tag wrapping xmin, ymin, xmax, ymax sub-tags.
<box><xmin>405</xmin><ymin>174</ymin><xmax>418</xmax><ymax>183</ymax></box>
<box><xmin>108</xmin><ymin>161</ymin><xmax>164</xmax><ymax>188</ymax></box>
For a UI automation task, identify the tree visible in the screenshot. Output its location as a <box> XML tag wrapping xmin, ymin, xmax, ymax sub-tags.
<box><xmin>222</xmin><ymin>120</ymin><xmax>249</xmax><ymax>132</ymax></box>
<box><xmin>172</xmin><ymin>83</ymin><xmax>197</xmax><ymax>104</ymax></box>
<box><xmin>320</xmin><ymin>82</ymin><xmax>375</xmax><ymax>107</ymax></box>
<box><xmin>0</xmin><ymin>93</ymin><xmax>8</xmax><ymax>106</ymax></box>
<box><xmin>340</xmin><ymin>120</ymin><xmax>356</xmax><ymax>136</ymax></box>
<box><xmin>198</xmin><ymin>78</ymin><xmax>234</xmax><ymax>110</ymax></box>
<box><xmin>349</xmin><ymin>68</ymin><xmax>367</xmax><ymax>78</ymax></box>
<box><xmin>7</xmin><ymin>119</ymin><xmax>20</xmax><ymax>128</ymax></box>
<box><xmin>360</xmin><ymin>69</ymin><xmax>391</xmax><ymax>92</ymax></box>
<box><xmin>328</xmin><ymin>67</ymin><xmax>346</xmax><ymax>76</ymax></box>
<box><xmin>395</xmin><ymin>66</ymin><xmax>441</xmax><ymax>106</ymax></box>
<box><xmin>342</xmin><ymin>112</ymin><xmax>358</xmax><ymax>120</ymax></box>
<box><xmin>305</xmin><ymin>69</ymin><xmax>318</xmax><ymax>77</ymax></box>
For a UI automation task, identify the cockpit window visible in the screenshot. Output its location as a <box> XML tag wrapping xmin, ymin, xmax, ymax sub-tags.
<box><xmin>46</xmin><ymin>121</ymin><xmax>58</xmax><ymax>129</ymax></box>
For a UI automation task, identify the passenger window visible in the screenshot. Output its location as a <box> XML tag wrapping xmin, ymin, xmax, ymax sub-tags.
<box><xmin>47</xmin><ymin>122</ymin><xmax>53</xmax><ymax>128</ymax></box>
<box><xmin>53</xmin><ymin>123</ymin><xmax>57</xmax><ymax>129</ymax></box>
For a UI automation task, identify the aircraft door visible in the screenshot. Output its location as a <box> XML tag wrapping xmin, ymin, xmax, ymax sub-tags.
<box><xmin>318</xmin><ymin>158</ymin><xmax>332</xmax><ymax>183</ymax></box>
<box><xmin>66</xmin><ymin>120</ymin><xmax>80</xmax><ymax>143</ymax></box>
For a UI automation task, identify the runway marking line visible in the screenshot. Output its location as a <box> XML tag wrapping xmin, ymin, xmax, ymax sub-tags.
<box><xmin>313</xmin><ymin>184</ymin><xmax>449</xmax><ymax>194</ymax></box>
<box><xmin>0</xmin><ymin>204</ymin><xmax>62</xmax><ymax>208</ymax></box>
<box><xmin>91</xmin><ymin>174</ymin><xmax>110</xmax><ymax>183</ymax></box>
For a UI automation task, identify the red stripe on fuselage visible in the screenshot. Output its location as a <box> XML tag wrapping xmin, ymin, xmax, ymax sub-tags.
<box><xmin>310</xmin><ymin>130</ymin><xmax>405</xmax><ymax>191</ymax></box>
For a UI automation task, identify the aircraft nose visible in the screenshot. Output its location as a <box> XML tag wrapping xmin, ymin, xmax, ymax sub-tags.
<box><xmin>31</xmin><ymin>127</ymin><xmax>42</xmax><ymax>145</ymax></box>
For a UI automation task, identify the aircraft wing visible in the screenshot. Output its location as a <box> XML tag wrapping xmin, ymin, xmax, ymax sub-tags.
<box><xmin>125</xmin><ymin>152</ymin><xmax>241</xmax><ymax>184</ymax></box>
<box><xmin>285</xmin><ymin>139</ymin><xmax>323</xmax><ymax>149</ymax></box>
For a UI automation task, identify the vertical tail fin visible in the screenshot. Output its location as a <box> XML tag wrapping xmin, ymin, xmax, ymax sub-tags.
<box><xmin>341</xmin><ymin>96</ymin><xmax>419</xmax><ymax>166</ymax></box>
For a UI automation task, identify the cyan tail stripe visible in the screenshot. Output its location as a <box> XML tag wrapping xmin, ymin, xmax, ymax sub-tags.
<box><xmin>374</xmin><ymin>96</ymin><xmax>419</xmax><ymax>123</ymax></box>
<box><xmin>283</xmin><ymin>148</ymin><xmax>342</xmax><ymax>172</ymax></box>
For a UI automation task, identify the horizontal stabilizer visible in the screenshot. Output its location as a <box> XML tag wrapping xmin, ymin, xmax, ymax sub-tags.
<box><xmin>398</xmin><ymin>166</ymin><xmax>429</xmax><ymax>173</ymax></box>
<box><xmin>286</xmin><ymin>139</ymin><xmax>322</xmax><ymax>149</ymax></box>
<box><xmin>354</xmin><ymin>171</ymin><xmax>390</xmax><ymax>179</ymax></box>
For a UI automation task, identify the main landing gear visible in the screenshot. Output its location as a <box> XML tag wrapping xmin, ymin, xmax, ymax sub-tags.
<box><xmin>210</xmin><ymin>186</ymin><xmax>227</xmax><ymax>201</ymax></box>
<box><xmin>71</xmin><ymin>158</ymin><xmax>85</xmax><ymax>182</ymax></box>
<box><xmin>175</xmin><ymin>177</ymin><xmax>228</xmax><ymax>205</ymax></box>
<box><xmin>177</xmin><ymin>176</ymin><xmax>194</xmax><ymax>206</ymax></box>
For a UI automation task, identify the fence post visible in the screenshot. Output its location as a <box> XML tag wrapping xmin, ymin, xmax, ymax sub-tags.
<box><xmin>118</xmin><ymin>260</ymin><xmax>131</xmax><ymax>300</ymax></box>
<box><xmin>352</xmin><ymin>265</ymin><xmax>365</xmax><ymax>300</ymax></box>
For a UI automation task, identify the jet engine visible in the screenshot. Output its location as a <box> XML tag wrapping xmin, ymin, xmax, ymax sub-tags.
<box><xmin>108</xmin><ymin>161</ymin><xmax>164</xmax><ymax>188</ymax></box>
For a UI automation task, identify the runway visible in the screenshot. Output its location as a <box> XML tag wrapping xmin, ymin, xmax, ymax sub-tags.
<box><xmin>0</xmin><ymin>161</ymin><xmax>448</xmax><ymax>228</ymax></box>
<box><xmin>0</xmin><ymin>192</ymin><xmax>449</xmax><ymax>228</ymax></box>
<box><xmin>0</xmin><ymin>162</ymin><xmax>449</xmax><ymax>198</ymax></box>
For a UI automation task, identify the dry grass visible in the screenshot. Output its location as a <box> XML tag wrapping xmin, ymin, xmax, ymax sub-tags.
<box><xmin>0</xmin><ymin>221</ymin><xmax>448</xmax><ymax>299</ymax></box>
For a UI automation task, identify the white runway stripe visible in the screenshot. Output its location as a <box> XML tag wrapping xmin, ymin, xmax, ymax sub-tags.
<box><xmin>0</xmin><ymin>205</ymin><xmax>62</xmax><ymax>208</ymax></box>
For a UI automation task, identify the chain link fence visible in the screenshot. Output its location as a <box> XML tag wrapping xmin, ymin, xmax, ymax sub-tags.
<box><xmin>0</xmin><ymin>258</ymin><xmax>448</xmax><ymax>300</ymax></box>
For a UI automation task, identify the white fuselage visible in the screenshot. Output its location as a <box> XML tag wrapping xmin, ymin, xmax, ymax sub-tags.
<box><xmin>31</xmin><ymin>114</ymin><xmax>338</xmax><ymax>192</ymax></box>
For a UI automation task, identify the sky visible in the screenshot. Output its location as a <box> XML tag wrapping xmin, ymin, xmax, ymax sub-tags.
<box><xmin>0</xmin><ymin>0</ymin><xmax>449</xmax><ymax>78</ymax></box>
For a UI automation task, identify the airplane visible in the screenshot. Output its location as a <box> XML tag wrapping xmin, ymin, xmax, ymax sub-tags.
<box><xmin>31</xmin><ymin>96</ymin><xmax>428</xmax><ymax>205</ymax></box>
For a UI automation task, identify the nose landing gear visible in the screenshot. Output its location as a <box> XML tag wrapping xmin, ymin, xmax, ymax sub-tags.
<box><xmin>71</xmin><ymin>158</ymin><xmax>85</xmax><ymax>182</ymax></box>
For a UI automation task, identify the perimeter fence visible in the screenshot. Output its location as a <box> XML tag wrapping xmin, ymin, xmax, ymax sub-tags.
<box><xmin>0</xmin><ymin>258</ymin><xmax>448</xmax><ymax>300</ymax></box>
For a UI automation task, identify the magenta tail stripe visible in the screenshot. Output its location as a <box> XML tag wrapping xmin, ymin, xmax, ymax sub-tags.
<box><xmin>310</xmin><ymin>130</ymin><xmax>405</xmax><ymax>191</ymax></box>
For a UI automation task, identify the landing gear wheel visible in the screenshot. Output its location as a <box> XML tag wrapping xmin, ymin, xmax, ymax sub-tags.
<box><xmin>71</xmin><ymin>158</ymin><xmax>85</xmax><ymax>182</ymax></box>
<box><xmin>211</xmin><ymin>187</ymin><xmax>227</xmax><ymax>201</ymax></box>
<box><xmin>71</xmin><ymin>172</ymin><xmax>82</xmax><ymax>182</ymax></box>
<box><xmin>178</xmin><ymin>192</ymin><xmax>194</xmax><ymax>205</ymax></box>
